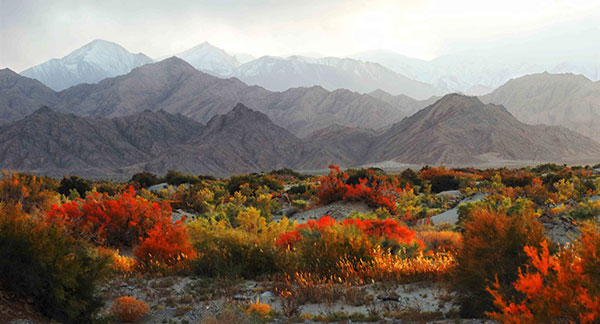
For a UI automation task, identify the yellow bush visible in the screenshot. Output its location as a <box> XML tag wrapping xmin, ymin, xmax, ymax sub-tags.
<box><xmin>338</xmin><ymin>247</ymin><xmax>455</xmax><ymax>283</ymax></box>
<box><xmin>246</xmin><ymin>299</ymin><xmax>272</xmax><ymax>317</ymax></box>
<box><xmin>417</xmin><ymin>230</ymin><xmax>462</xmax><ymax>253</ymax></box>
<box><xmin>97</xmin><ymin>247</ymin><xmax>137</xmax><ymax>275</ymax></box>
<box><xmin>110</xmin><ymin>296</ymin><xmax>149</xmax><ymax>323</ymax></box>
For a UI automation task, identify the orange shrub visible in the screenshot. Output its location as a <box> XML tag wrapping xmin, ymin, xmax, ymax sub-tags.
<box><xmin>487</xmin><ymin>224</ymin><xmax>600</xmax><ymax>323</ymax></box>
<box><xmin>276</xmin><ymin>216</ymin><xmax>423</xmax><ymax>275</ymax></box>
<box><xmin>97</xmin><ymin>247</ymin><xmax>137</xmax><ymax>275</ymax></box>
<box><xmin>0</xmin><ymin>170</ymin><xmax>59</xmax><ymax>214</ymax></box>
<box><xmin>523</xmin><ymin>178</ymin><xmax>556</xmax><ymax>205</ymax></box>
<box><xmin>110</xmin><ymin>296</ymin><xmax>149</xmax><ymax>323</ymax></box>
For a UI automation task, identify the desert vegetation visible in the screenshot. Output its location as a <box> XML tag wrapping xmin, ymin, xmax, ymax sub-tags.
<box><xmin>1</xmin><ymin>164</ymin><xmax>599</xmax><ymax>323</ymax></box>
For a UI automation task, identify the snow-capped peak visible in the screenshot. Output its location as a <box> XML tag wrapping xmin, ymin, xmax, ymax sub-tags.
<box><xmin>174</xmin><ymin>42</ymin><xmax>240</xmax><ymax>77</ymax></box>
<box><xmin>20</xmin><ymin>39</ymin><xmax>154</xmax><ymax>91</ymax></box>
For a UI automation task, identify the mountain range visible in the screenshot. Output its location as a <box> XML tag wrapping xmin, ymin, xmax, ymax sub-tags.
<box><xmin>20</xmin><ymin>40</ymin><xmax>443</xmax><ymax>100</ymax></box>
<box><xmin>17</xmin><ymin>38</ymin><xmax>600</xmax><ymax>99</ymax></box>
<box><xmin>3</xmin><ymin>58</ymin><xmax>419</xmax><ymax>137</ymax></box>
<box><xmin>1</xmin><ymin>94</ymin><xmax>598</xmax><ymax>177</ymax></box>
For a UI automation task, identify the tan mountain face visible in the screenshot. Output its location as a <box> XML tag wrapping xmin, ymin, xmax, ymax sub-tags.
<box><xmin>481</xmin><ymin>72</ymin><xmax>600</xmax><ymax>142</ymax></box>
<box><xmin>366</xmin><ymin>94</ymin><xmax>600</xmax><ymax>165</ymax></box>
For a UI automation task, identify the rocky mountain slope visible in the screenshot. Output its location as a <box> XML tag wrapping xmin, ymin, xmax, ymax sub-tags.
<box><xmin>0</xmin><ymin>68</ymin><xmax>59</xmax><ymax>124</ymax></box>
<box><xmin>20</xmin><ymin>40</ymin><xmax>154</xmax><ymax>91</ymax></box>
<box><xmin>480</xmin><ymin>72</ymin><xmax>600</xmax><ymax>141</ymax></box>
<box><xmin>2</xmin><ymin>95</ymin><xmax>599</xmax><ymax>177</ymax></box>
<box><xmin>367</xmin><ymin>94</ymin><xmax>600</xmax><ymax>165</ymax></box>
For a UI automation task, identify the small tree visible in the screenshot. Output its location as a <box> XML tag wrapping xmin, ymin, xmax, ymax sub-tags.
<box><xmin>450</xmin><ymin>206</ymin><xmax>546</xmax><ymax>317</ymax></box>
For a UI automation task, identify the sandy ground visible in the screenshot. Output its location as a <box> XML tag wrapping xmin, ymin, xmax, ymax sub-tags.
<box><xmin>100</xmin><ymin>276</ymin><xmax>474</xmax><ymax>324</ymax></box>
<box><xmin>417</xmin><ymin>193</ymin><xmax>487</xmax><ymax>226</ymax></box>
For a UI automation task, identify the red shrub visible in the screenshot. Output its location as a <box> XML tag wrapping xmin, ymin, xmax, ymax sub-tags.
<box><xmin>317</xmin><ymin>165</ymin><xmax>403</xmax><ymax>214</ymax></box>
<box><xmin>276</xmin><ymin>215</ymin><xmax>421</xmax><ymax>251</ymax></box>
<box><xmin>47</xmin><ymin>186</ymin><xmax>171</xmax><ymax>248</ymax></box>
<box><xmin>134</xmin><ymin>218</ymin><xmax>196</xmax><ymax>266</ymax></box>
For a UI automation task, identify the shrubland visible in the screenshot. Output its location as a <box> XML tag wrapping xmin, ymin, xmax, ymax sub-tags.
<box><xmin>0</xmin><ymin>164</ymin><xmax>598</xmax><ymax>323</ymax></box>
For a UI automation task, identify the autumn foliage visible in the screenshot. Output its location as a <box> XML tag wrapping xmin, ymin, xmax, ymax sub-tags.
<box><xmin>134</xmin><ymin>216</ymin><xmax>196</xmax><ymax>267</ymax></box>
<box><xmin>487</xmin><ymin>224</ymin><xmax>600</xmax><ymax>323</ymax></box>
<box><xmin>46</xmin><ymin>186</ymin><xmax>195</xmax><ymax>272</ymax></box>
<box><xmin>47</xmin><ymin>186</ymin><xmax>172</xmax><ymax>248</ymax></box>
<box><xmin>276</xmin><ymin>215</ymin><xmax>424</xmax><ymax>275</ymax></box>
<box><xmin>317</xmin><ymin>165</ymin><xmax>405</xmax><ymax>214</ymax></box>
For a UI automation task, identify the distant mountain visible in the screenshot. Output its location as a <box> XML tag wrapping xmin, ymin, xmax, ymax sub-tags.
<box><xmin>304</xmin><ymin>124</ymin><xmax>378</xmax><ymax>167</ymax></box>
<box><xmin>174</xmin><ymin>42</ymin><xmax>241</xmax><ymax>77</ymax></box>
<box><xmin>21</xmin><ymin>40</ymin><xmax>154</xmax><ymax>91</ymax></box>
<box><xmin>9</xmin><ymin>58</ymin><xmax>410</xmax><ymax>137</ymax></box>
<box><xmin>232</xmin><ymin>53</ymin><xmax>257</xmax><ymax>64</ymax></box>
<box><xmin>367</xmin><ymin>89</ymin><xmax>438</xmax><ymax>118</ymax></box>
<box><xmin>351</xmin><ymin>49</ymin><xmax>600</xmax><ymax>93</ymax></box>
<box><xmin>367</xmin><ymin>94</ymin><xmax>600</xmax><ymax>165</ymax></box>
<box><xmin>480</xmin><ymin>73</ymin><xmax>600</xmax><ymax>142</ymax></box>
<box><xmin>234</xmin><ymin>55</ymin><xmax>442</xmax><ymax>100</ymax></box>
<box><xmin>0</xmin><ymin>68</ymin><xmax>59</xmax><ymax>123</ymax></box>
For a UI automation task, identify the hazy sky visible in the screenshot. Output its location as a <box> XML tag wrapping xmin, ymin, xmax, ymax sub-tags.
<box><xmin>1</xmin><ymin>0</ymin><xmax>599</xmax><ymax>71</ymax></box>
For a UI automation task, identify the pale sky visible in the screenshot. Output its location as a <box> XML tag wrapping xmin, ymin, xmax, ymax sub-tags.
<box><xmin>1</xmin><ymin>0</ymin><xmax>599</xmax><ymax>71</ymax></box>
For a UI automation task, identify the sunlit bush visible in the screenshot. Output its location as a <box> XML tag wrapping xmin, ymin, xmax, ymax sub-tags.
<box><xmin>110</xmin><ymin>296</ymin><xmax>149</xmax><ymax>323</ymax></box>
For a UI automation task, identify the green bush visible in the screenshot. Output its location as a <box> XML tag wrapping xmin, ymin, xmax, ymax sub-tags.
<box><xmin>226</xmin><ymin>174</ymin><xmax>283</xmax><ymax>195</ymax></box>
<box><xmin>566</xmin><ymin>199</ymin><xmax>600</xmax><ymax>221</ymax></box>
<box><xmin>164</xmin><ymin>170</ymin><xmax>201</xmax><ymax>185</ymax></box>
<box><xmin>0</xmin><ymin>205</ymin><xmax>110</xmax><ymax>323</ymax></box>
<box><xmin>189</xmin><ymin>221</ymin><xmax>281</xmax><ymax>278</ymax></box>
<box><xmin>130</xmin><ymin>171</ymin><xmax>161</xmax><ymax>188</ymax></box>
<box><xmin>58</xmin><ymin>175</ymin><xmax>91</xmax><ymax>197</ymax></box>
<box><xmin>450</xmin><ymin>206</ymin><xmax>546</xmax><ymax>317</ymax></box>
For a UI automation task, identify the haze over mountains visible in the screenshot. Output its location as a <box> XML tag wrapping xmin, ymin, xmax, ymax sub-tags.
<box><xmin>19</xmin><ymin>38</ymin><xmax>600</xmax><ymax>100</ymax></box>
<box><xmin>352</xmin><ymin>42</ymin><xmax>600</xmax><ymax>93</ymax></box>
<box><xmin>3</xmin><ymin>39</ymin><xmax>600</xmax><ymax>176</ymax></box>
